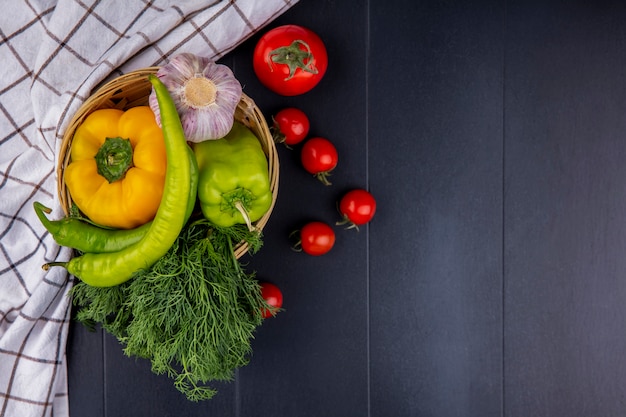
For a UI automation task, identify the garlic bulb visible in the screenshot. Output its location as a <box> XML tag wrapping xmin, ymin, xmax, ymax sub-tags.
<box><xmin>149</xmin><ymin>53</ymin><xmax>242</xmax><ymax>142</ymax></box>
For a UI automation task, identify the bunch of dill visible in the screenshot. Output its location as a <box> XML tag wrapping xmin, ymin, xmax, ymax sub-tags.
<box><xmin>70</xmin><ymin>219</ymin><xmax>266</xmax><ymax>401</ymax></box>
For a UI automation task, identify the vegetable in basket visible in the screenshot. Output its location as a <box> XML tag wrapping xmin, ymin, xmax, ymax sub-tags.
<box><xmin>44</xmin><ymin>75</ymin><xmax>194</xmax><ymax>287</ymax></box>
<box><xmin>33</xmin><ymin>146</ymin><xmax>198</xmax><ymax>253</ymax></box>
<box><xmin>149</xmin><ymin>52</ymin><xmax>242</xmax><ymax>142</ymax></box>
<box><xmin>64</xmin><ymin>106</ymin><xmax>167</xmax><ymax>229</ymax></box>
<box><xmin>193</xmin><ymin>121</ymin><xmax>273</xmax><ymax>230</ymax></box>
<box><xmin>71</xmin><ymin>219</ymin><xmax>267</xmax><ymax>401</ymax></box>
<box><xmin>34</xmin><ymin>202</ymin><xmax>149</xmax><ymax>252</ymax></box>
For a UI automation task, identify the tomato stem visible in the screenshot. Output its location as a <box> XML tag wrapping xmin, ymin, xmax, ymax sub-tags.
<box><xmin>270</xmin><ymin>116</ymin><xmax>293</xmax><ymax>149</ymax></box>
<box><xmin>268</xmin><ymin>39</ymin><xmax>318</xmax><ymax>81</ymax></box>
<box><xmin>336</xmin><ymin>216</ymin><xmax>360</xmax><ymax>231</ymax></box>
<box><xmin>315</xmin><ymin>171</ymin><xmax>332</xmax><ymax>186</ymax></box>
<box><xmin>289</xmin><ymin>229</ymin><xmax>303</xmax><ymax>252</ymax></box>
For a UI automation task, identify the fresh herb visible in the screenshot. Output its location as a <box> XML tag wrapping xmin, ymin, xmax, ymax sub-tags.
<box><xmin>70</xmin><ymin>218</ymin><xmax>266</xmax><ymax>401</ymax></box>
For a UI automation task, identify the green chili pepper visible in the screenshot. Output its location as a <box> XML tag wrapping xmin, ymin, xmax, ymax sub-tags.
<box><xmin>192</xmin><ymin>121</ymin><xmax>272</xmax><ymax>231</ymax></box>
<box><xmin>43</xmin><ymin>75</ymin><xmax>193</xmax><ymax>287</ymax></box>
<box><xmin>34</xmin><ymin>202</ymin><xmax>148</xmax><ymax>252</ymax></box>
<box><xmin>34</xmin><ymin>146</ymin><xmax>198</xmax><ymax>254</ymax></box>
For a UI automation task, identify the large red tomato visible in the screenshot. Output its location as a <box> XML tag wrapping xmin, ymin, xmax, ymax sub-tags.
<box><xmin>253</xmin><ymin>25</ymin><xmax>328</xmax><ymax>96</ymax></box>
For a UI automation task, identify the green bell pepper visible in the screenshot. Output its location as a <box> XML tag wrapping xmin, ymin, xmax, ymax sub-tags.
<box><xmin>193</xmin><ymin>121</ymin><xmax>273</xmax><ymax>229</ymax></box>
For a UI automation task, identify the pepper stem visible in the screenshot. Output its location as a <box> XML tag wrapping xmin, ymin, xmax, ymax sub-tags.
<box><xmin>33</xmin><ymin>202</ymin><xmax>60</xmax><ymax>235</ymax></box>
<box><xmin>234</xmin><ymin>201</ymin><xmax>254</xmax><ymax>232</ymax></box>
<box><xmin>42</xmin><ymin>262</ymin><xmax>68</xmax><ymax>271</ymax></box>
<box><xmin>221</xmin><ymin>188</ymin><xmax>257</xmax><ymax>231</ymax></box>
<box><xmin>95</xmin><ymin>137</ymin><xmax>133</xmax><ymax>183</ymax></box>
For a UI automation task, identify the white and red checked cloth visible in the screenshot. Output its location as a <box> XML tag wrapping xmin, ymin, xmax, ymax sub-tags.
<box><xmin>0</xmin><ymin>1</ymin><xmax>297</xmax><ymax>416</ymax></box>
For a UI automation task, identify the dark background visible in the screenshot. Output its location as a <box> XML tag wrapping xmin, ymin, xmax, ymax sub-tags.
<box><xmin>67</xmin><ymin>1</ymin><xmax>626</xmax><ymax>416</ymax></box>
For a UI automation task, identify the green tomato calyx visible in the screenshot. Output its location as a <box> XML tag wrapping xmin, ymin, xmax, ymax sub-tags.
<box><xmin>268</xmin><ymin>39</ymin><xmax>318</xmax><ymax>81</ymax></box>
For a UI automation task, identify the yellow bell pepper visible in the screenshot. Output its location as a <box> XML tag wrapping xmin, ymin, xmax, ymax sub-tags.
<box><xmin>64</xmin><ymin>106</ymin><xmax>167</xmax><ymax>229</ymax></box>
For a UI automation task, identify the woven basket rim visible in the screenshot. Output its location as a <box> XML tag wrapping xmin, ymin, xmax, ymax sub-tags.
<box><xmin>58</xmin><ymin>67</ymin><xmax>279</xmax><ymax>259</ymax></box>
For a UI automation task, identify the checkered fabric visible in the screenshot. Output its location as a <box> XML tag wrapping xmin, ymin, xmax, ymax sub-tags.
<box><xmin>0</xmin><ymin>1</ymin><xmax>297</xmax><ymax>416</ymax></box>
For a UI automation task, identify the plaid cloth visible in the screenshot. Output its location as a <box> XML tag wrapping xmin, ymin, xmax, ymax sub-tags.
<box><xmin>0</xmin><ymin>1</ymin><xmax>297</xmax><ymax>416</ymax></box>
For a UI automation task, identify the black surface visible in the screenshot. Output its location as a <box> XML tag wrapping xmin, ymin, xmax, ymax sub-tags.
<box><xmin>67</xmin><ymin>1</ymin><xmax>626</xmax><ymax>416</ymax></box>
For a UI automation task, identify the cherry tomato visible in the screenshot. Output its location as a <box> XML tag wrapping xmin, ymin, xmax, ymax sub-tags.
<box><xmin>294</xmin><ymin>221</ymin><xmax>336</xmax><ymax>256</ymax></box>
<box><xmin>338</xmin><ymin>189</ymin><xmax>377</xmax><ymax>229</ymax></box>
<box><xmin>301</xmin><ymin>137</ymin><xmax>338</xmax><ymax>185</ymax></box>
<box><xmin>260</xmin><ymin>282</ymin><xmax>283</xmax><ymax>318</ymax></box>
<box><xmin>271</xmin><ymin>107</ymin><xmax>310</xmax><ymax>146</ymax></box>
<box><xmin>253</xmin><ymin>25</ymin><xmax>328</xmax><ymax>96</ymax></box>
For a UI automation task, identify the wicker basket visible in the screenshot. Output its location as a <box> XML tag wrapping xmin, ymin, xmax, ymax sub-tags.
<box><xmin>57</xmin><ymin>67</ymin><xmax>279</xmax><ymax>259</ymax></box>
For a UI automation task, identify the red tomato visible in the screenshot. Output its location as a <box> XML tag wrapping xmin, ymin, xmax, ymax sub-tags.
<box><xmin>301</xmin><ymin>137</ymin><xmax>338</xmax><ymax>185</ymax></box>
<box><xmin>260</xmin><ymin>282</ymin><xmax>283</xmax><ymax>318</ymax></box>
<box><xmin>296</xmin><ymin>221</ymin><xmax>336</xmax><ymax>256</ymax></box>
<box><xmin>271</xmin><ymin>107</ymin><xmax>310</xmax><ymax>146</ymax></box>
<box><xmin>253</xmin><ymin>25</ymin><xmax>328</xmax><ymax>96</ymax></box>
<box><xmin>338</xmin><ymin>189</ymin><xmax>377</xmax><ymax>229</ymax></box>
